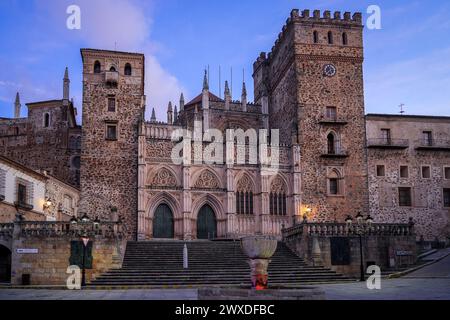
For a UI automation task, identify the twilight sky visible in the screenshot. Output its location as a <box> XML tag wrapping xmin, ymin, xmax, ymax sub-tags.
<box><xmin>0</xmin><ymin>0</ymin><xmax>449</xmax><ymax>123</ymax></box>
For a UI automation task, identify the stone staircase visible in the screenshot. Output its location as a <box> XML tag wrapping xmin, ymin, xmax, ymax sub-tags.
<box><xmin>90</xmin><ymin>241</ymin><xmax>351</xmax><ymax>287</ymax></box>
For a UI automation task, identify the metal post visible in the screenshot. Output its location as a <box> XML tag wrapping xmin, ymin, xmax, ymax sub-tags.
<box><xmin>359</xmin><ymin>233</ymin><xmax>364</xmax><ymax>282</ymax></box>
<box><xmin>81</xmin><ymin>243</ymin><xmax>86</xmax><ymax>288</ymax></box>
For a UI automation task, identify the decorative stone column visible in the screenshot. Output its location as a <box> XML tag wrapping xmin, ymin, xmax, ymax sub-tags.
<box><xmin>241</xmin><ymin>235</ymin><xmax>278</xmax><ymax>290</ymax></box>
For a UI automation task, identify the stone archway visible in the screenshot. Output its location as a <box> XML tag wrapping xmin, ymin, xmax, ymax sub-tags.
<box><xmin>197</xmin><ymin>205</ymin><xmax>217</xmax><ymax>240</ymax></box>
<box><xmin>0</xmin><ymin>245</ymin><xmax>11</xmax><ymax>283</ymax></box>
<box><xmin>153</xmin><ymin>204</ymin><xmax>174</xmax><ymax>239</ymax></box>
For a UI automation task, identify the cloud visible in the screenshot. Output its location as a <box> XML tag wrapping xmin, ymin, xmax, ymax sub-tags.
<box><xmin>71</xmin><ymin>0</ymin><xmax>187</xmax><ymax>121</ymax></box>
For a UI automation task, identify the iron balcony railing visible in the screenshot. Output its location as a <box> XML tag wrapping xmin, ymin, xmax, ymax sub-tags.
<box><xmin>367</xmin><ymin>138</ymin><xmax>409</xmax><ymax>148</ymax></box>
<box><xmin>416</xmin><ymin>139</ymin><xmax>450</xmax><ymax>150</ymax></box>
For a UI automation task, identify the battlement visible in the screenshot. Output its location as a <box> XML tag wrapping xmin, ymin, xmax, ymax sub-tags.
<box><xmin>253</xmin><ymin>9</ymin><xmax>362</xmax><ymax>70</ymax></box>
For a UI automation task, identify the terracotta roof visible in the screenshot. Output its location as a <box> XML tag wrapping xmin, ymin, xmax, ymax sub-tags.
<box><xmin>185</xmin><ymin>92</ymin><xmax>223</xmax><ymax>107</ymax></box>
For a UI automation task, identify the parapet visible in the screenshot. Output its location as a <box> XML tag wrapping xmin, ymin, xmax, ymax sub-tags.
<box><xmin>253</xmin><ymin>9</ymin><xmax>363</xmax><ymax>67</ymax></box>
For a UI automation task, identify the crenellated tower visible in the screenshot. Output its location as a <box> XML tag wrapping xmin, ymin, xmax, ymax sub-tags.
<box><xmin>253</xmin><ymin>9</ymin><xmax>368</xmax><ymax>222</ymax></box>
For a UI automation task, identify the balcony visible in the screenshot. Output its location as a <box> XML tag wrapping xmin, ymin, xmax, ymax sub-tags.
<box><xmin>318</xmin><ymin>116</ymin><xmax>348</xmax><ymax>126</ymax></box>
<box><xmin>14</xmin><ymin>201</ymin><xmax>34</xmax><ymax>211</ymax></box>
<box><xmin>416</xmin><ymin>139</ymin><xmax>450</xmax><ymax>151</ymax></box>
<box><xmin>321</xmin><ymin>144</ymin><xmax>349</xmax><ymax>159</ymax></box>
<box><xmin>367</xmin><ymin>138</ymin><xmax>409</xmax><ymax>149</ymax></box>
<box><xmin>105</xmin><ymin>71</ymin><xmax>119</xmax><ymax>87</ymax></box>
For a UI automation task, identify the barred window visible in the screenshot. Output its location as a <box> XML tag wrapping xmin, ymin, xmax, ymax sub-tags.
<box><xmin>444</xmin><ymin>189</ymin><xmax>450</xmax><ymax>208</ymax></box>
<box><xmin>236</xmin><ymin>175</ymin><xmax>254</xmax><ymax>215</ymax></box>
<box><xmin>399</xmin><ymin>187</ymin><xmax>412</xmax><ymax>207</ymax></box>
<box><xmin>270</xmin><ymin>176</ymin><xmax>287</xmax><ymax>216</ymax></box>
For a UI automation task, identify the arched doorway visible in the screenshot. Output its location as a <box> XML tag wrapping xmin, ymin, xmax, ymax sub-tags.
<box><xmin>197</xmin><ymin>205</ymin><xmax>217</xmax><ymax>239</ymax></box>
<box><xmin>153</xmin><ymin>204</ymin><xmax>174</xmax><ymax>239</ymax></box>
<box><xmin>0</xmin><ymin>245</ymin><xmax>11</xmax><ymax>283</ymax></box>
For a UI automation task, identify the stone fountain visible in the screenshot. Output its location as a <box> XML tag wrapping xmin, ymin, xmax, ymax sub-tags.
<box><xmin>240</xmin><ymin>235</ymin><xmax>278</xmax><ymax>290</ymax></box>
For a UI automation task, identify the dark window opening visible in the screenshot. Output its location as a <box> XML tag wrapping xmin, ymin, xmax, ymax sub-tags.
<box><xmin>444</xmin><ymin>189</ymin><xmax>450</xmax><ymax>208</ymax></box>
<box><xmin>327</xmin><ymin>133</ymin><xmax>336</xmax><ymax>154</ymax></box>
<box><xmin>44</xmin><ymin>113</ymin><xmax>50</xmax><ymax>128</ymax></box>
<box><xmin>313</xmin><ymin>31</ymin><xmax>319</xmax><ymax>43</ymax></box>
<box><xmin>106</xmin><ymin>124</ymin><xmax>117</xmax><ymax>141</ymax></box>
<box><xmin>445</xmin><ymin>167</ymin><xmax>450</xmax><ymax>180</ymax></box>
<box><xmin>328</xmin><ymin>31</ymin><xmax>333</xmax><ymax>44</ymax></box>
<box><xmin>342</xmin><ymin>32</ymin><xmax>348</xmax><ymax>45</ymax></box>
<box><xmin>108</xmin><ymin>97</ymin><xmax>116</xmax><ymax>112</ymax></box>
<box><xmin>423</xmin><ymin>131</ymin><xmax>433</xmax><ymax>146</ymax></box>
<box><xmin>124</xmin><ymin>63</ymin><xmax>132</xmax><ymax>76</ymax></box>
<box><xmin>400</xmin><ymin>166</ymin><xmax>409</xmax><ymax>178</ymax></box>
<box><xmin>269</xmin><ymin>192</ymin><xmax>287</xmax><ymax>216</ymax></box>
<box><xmin>94</xmin><ymin>61</ymin><xmax>101</xmax><ymax>74</ymax></box>
<box><xmin>329</xmin><ymin>178</ymin><xmax>339</xmax><ymax>195</ymax></box>
<box><xmin>376</xmin><ymin>165</ymin><xmax>385</xmax><ymax>177</ymax></box>
<box><xmin>18</xmin><ymin>184</ymin><xmax>27</xmax><ymax>204</ymax></box>
<box><xmin>422</xmin><ymin>166</ymin><xmax>431</xmax><ymax>179</ymax></box>
<box><xmin>399</xmin><ymin>187</ymin><xmax>412</xmax><ymax>207</ymax></box>
<box><xmin>109</xmin><ymin>66</ymin><xmax>117</xmax><ymax>72</ymax></box>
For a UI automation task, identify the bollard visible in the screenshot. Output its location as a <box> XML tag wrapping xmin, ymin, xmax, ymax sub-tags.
<box><xmin>183</xmin><ymin>243</ymin><xmax>188</xmax><ymax>269</ymax></box>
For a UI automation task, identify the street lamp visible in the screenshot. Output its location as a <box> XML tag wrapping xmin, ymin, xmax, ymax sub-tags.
<box><xmin>346</xmin><ymin>212</ymin><xmax>373</xmax><ymax>282</ymax></box>
<box><xmin>80</xmin><ymin>232</ymin><xmax>90</xmax><ymax>288</ymax></box>
<box><xmin>80</xmin><ymin>213</ymin><xmax>90</xmax><ymax>223</ymax></box>
<box><xmin>70</xmin><ymin>216</ymin><xmax>78</xmax><ymax>224</ymax></box>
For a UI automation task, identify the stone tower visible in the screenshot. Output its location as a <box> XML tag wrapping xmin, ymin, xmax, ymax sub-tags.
<box><xmin>80</xmin><ymin>49</ymin><xmax>145</xmax><ymax>239</ymax></box>
<box><xmin>14</xmin><ymin>92</ymin><xmax>21</xmax><ymax>118</ymax></box>
<box><xmin>253</xmin><ymin>9</ymin><xmax>369</xmax><ymax>222</ymax></box>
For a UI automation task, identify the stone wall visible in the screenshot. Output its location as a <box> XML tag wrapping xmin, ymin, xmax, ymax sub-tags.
<box><xmin>9</xmin><ymin>222</ymin><xmax>125</xmax><ymax>285</ymax></box>
<box><xmin>283</xmin><ymin>221</ymin><xmax>417</xmax><ymax>277</ymax></box>
<box><xmin>366</xmin><ymin>115</ymin><xmax>450</xmax><ymax>241</ymax></box>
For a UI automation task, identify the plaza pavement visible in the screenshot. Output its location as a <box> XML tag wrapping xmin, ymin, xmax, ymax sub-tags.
<box><xmin>0</xmin><ymin>252</ymin><xmax>449</xmax><ymax>300</ymax></box>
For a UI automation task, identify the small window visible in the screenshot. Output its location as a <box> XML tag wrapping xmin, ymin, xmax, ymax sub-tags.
<box><xmin>445</xmin><ymin>167</ymin><xmax>450</xmax><ymax>180</ymax></box>
<box><xmin>422</xmin><ymin>166</ymin><xmax>431</xmax><ymax>179</ymax></box>
<box><xmin>444</xmin><ymin>189</ymin><xmax>450</xmax><ymax>208</ymax></box>
<box><xmin>106</xmin><ymin>124</ymin><xmax>117</xmax><ymax>141</ymax></box>
<box><xmin>376</xmin><ymin>165</ymin><xmax>385</xmax><ymax>177</ymax></box>
<box><xmin>329</xmin><ymin>178</ymin><xmax>339</xmax><ymax>195</ymax></box>
<box><xmin>342</xmin><ymin>32</ymin><xmax>348</xmax><ymax>45</ymax></box>
<box><xmin>124</xmin><ymin>63</ymin><xmax>132</xmax><ymax>76</ymax></box>
<box><xmin>44</xmin><ymin>113</ymin><xmax>50</xmax><ymax>128</ymax></box>
<box><xmin>328</xmin><ymin>31</ymin><xmax>333</xmax><ymax>44</ymax></box>
<box><xmin>423</xmin><ymin>131</ymin><xmax>433</xmax><ymax>146</ymax></box>
<box><xmin>399</xmin><ymin>187</ymin><xmax>412</xmax><ymax>207</ymax></box>
<box><xmin>108</xmin><ymin>97</ymin><xmax>116</xmax><ymax>112</ymax></box>
<box><xmin>400</xmin><ymin>166</ymin><xmax>409</xmax><ymax>178</ymax></box>
<box><xmin>313</xmin><ymin>31</ymin><xmax>319</xmax><ymax>43</ymax></box>
<box><xmin>94</xmin><ymin>61</ymin><xmax>101</xmax><ymax>74</ymax></box>
<box><xmin>327</xmin><ymin>133</ymin><xmax>336</xmax><ymax>154</ymax></box>
<box><xmin>109</xmin><ymin>66</ymin><xmax>117</xmax><ymax>72</ymax></box>
<box><xmin>18</xmin><ymin>183</ymin><xmax>27</xmax><ymax>204</ymax></box>
<box><xmin>326</xmin><ymin>107</ymin><xmax>337</xmax><ymax>120</ymax></box>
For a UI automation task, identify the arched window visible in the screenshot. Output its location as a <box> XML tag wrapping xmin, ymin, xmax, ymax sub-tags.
<box><xmin>313</xmin><ymin>31</ymin><xmax>319</xmax><ymax>43</ymax></box>
<box><xmin>124</xmin><ymin>63</ymin><xmax>132</xmax><ymax>76</ymax></box>
<box><xmin>328</xmin><ymin>169</ymin><xmax>342</xmax><ymax>196</ymax></box>
<box><xmin>327</xmin><ymin>132</ymin><xmax>336</xmax><ymax>155</ymax></box>
<box><xmin>236</xmin><ymin>175</ymin><xmax>254</xmax><ymax>215</ymax></box>
<box><xmin>44</xmin><ymin>113</ymin><xmax>50</xmax><ymax>128</ymax></box>
<box><xmin>109</xmin><ymin>66</ymin><xmax>116</xmax><ymax>72</ymax></box>
<box><xmin>328</xmin><ymin>31</ymin><xmax>333</xmax><ymax>44</ymax></box>
<box><xmin>94</xmin><ymin>61</ymin><xmax>101</xmax><ymax>73</ymax></box>
<box><xmin>270</xmin><ymin>176</ymin><xmax>287</xmax><ymax>216</ymax></box>
<box><xmin>342</xmin><ymin>32</ymin><xmax>348</xmax><ymax>45</ymax></box>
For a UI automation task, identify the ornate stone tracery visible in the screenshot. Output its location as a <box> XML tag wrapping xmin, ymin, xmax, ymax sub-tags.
<box><xmin>270</xmin><ymin>176</ymin><xmax>286</xmax><ymax>193</ymax></box>
<box><xmin>150</xmin><ymin>168</ymin><xmax>177</xmax><ymax>188</ymax></box>
<box><xmin>194</xmin><ymin>170</ymin><xmax>220</xmax><ymax>190</ymax></box>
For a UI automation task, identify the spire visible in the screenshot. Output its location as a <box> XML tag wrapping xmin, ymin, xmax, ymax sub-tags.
<box><xmin>203</xmin><ymin>70</ymin><xmax>209</xmax><ymax>91</ymax></box>
<box><xmin>224</xmin><ymin>81</ymin><xmax>231</xmax><ymax>111</ymax></box>
<box><xmin>241</xmin><ymin>81</ymin><xmax>247</xmax><ymax>112</ymax></box>
<box><xmin>14</xmin><ymin>92</ymin><xmax>21</xmax><ymax>118</ymax></box>
<box><xmin>150</xmin><ymin>108</ymin><xmax>156</xmax><ymax>123</ymax></box>
<box><xmin>167</xmin><ymin>102</ymin><xmax>173</xmax><ymax>124</ymax></box>
<box><xmin>180</xmin><ymin>93</ymin><xmax>185</xmax><ymax>112</ymax></box>
<box><xmin>63</xmin><ymin>67</ymin><xmax>70</xmax><ymax>105</ymax></box>
<box><xmin>174</xmin><ymin>106</ymin><xmax>178</xmax><ymax>122</ymax></box>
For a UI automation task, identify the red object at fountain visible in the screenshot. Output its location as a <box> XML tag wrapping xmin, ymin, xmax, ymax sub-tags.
<box><xmin>241</xmin><ymin>236</ymin><xmax>278</xmax><ymax>290</ymax></box>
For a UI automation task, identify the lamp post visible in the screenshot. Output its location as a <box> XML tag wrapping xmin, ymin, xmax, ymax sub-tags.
<box><xmin>80</xmin><ymin>232</ymin><xmax>90</xmax><ymax>288</ymax></box>
<box><xmin>346</xmin><ymin>212</ymin><xmax>373</xmax><ymax>282</ymax></box>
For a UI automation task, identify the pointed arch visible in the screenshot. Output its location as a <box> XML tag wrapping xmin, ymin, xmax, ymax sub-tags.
<box><xmin>235</xmin><ymin>172</ymin><xmax>255</xmax><ymax>215</ymax></box>
<box><xmin>269</xmin><ymin>174</ymin><xmax>288</xmax><ymax>216</ymax></box>
<box><xmin>146</xmin><ymin>191</ymin><xmax>181</xmax><ymax>220</ymax></box>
